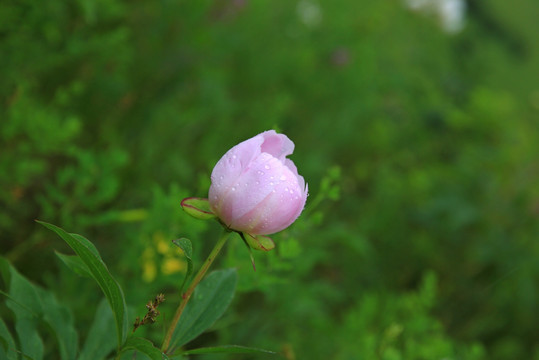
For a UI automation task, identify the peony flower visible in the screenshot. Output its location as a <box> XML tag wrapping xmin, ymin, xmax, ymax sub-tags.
<box><xmin>208</xmin><ymin>130</ymin><xmax>308</xmax><ymax>236</ymax></box>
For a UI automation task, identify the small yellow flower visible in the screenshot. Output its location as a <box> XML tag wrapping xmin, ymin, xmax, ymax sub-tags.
<box><xmin>141</xmin><ymin>232</ymin><xmax>188</xmax><ymax>281</ymax></box>
<box><xmin>154</xmin><ymin>232</ymin><xmax>169</xmax><ymax>255</ymax></box>
<box><xmin>142</xmin><ymin>261</ymin><xmax>157</xmax><ymax>283</ymax></box>
<box><xmin>157</xmin><ymin>239</ymin><xmax>169</xmax><ymax>255</ymax></box>
<box><xmin>141</xmin><ymin>247</ymin><xmax>156</xmax><ymax>283</ymax></box>
<box><xmin>162</xmin><ymin>258</ymin><xmax>186</xmax><ymax>275</ymax></box>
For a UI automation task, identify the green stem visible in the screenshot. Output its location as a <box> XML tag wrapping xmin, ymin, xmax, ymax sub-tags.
<box><xmin>161</xmin><ymin>231</ymin><xmax>230</xmax><ymax>353</ymax></box>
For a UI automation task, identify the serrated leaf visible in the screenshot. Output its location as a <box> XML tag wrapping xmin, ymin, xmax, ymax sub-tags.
<box><xmin>55</xmin><ymin>252</ymin><xmax>91</xmax><ymax>278</ymax></box>
<box><xmin>172</xmin><ymin>238</ymin><xmax>193</xmax><ymax>294</ymax></box>
<box><xmin>171</xmin><ymin>269</ymin><xmax>237</xmax><ymax>348</ymax></box>
<box><xmin>37</xmin><ymin>221</ymin><xmax>128</xmax><ymax>348</ymax></box>
<box><xmin>180</xmin><ymin>197</ymin><xmax>215</xmax><ymax>220</ymax></box>
<box><xmin>180</xmin><ymin>345</ymin><xmax>276</xmax><ymax>356</ymax></box>
<box><xmin>79</xmin><ymin>299</ymin><xmax>116</xmax><ymax>360</ymax></box>
<box><xmin>121</xmin><ymin>337</ymin><xmax>168</xmax><ymax>360</ymax></box>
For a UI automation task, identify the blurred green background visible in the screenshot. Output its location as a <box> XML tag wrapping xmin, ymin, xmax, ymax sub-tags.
<box><xmin>1</xmin><ymin>0</ymin><xmax>538</xmax><ymax>359</ymax></box>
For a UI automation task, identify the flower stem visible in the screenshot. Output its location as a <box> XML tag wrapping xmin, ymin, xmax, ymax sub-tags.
<box><xmin>161</xmin><ymin>231</ymin><xmax>230</xmax><ymax>353</ymax></box>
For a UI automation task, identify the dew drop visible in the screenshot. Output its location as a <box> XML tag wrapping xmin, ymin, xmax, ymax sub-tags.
<box><xmin>255</xmin><ymin>181</ymin><xmax>260</xmax><ymax>185</ymax></box>
<box><xmin>269</xmin><ymin>182</ymin><xmax>274</xmax><ymax>186</ymax></box>
<box><xmin>264</xmin><ymin>164</ymin><xmax>270</xmax><ymax>170</ymax></box>
<box><xmin>280</xmin><ymin>175</ymin><xmax>287</xmax><ymax>181</ymax></box>
<box><xmin>232</xmin><ymin>154</ymin><xmax>237</xmax><ymax>159</ymax></box>
<box><xmin>231</xmin><ymin>187</ymin><xmax>236</xmax><ymax>191</ymax></box>
<box><xmin>257</xmin><ymin>170</ymin><xmax>264</xmax><ymax>176</ymax></box>
<box><xmin>284</xmin><ymin>187</ymin><xmax>289</xmax><ymax>192</ymax></box>
<box><xmin>219</xmin><ymin>175</ymin><xmax>224</xmax><ymax>180</ymax></box>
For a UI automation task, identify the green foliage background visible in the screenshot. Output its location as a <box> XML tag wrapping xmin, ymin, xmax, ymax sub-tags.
<box><xmin>1</xmin><ymin>0</ymin><xmax>538</xmax><ymax>359</ymax></box>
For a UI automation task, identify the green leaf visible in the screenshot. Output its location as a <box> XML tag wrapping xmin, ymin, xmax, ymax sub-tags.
<box><xmin>0</xmin><ymin>256</ymin><xmax>79</xmax><ymax>360</ymax></box>
<box><xmin>37</xmin><ymin>287</ymin><xmax>78</xmax><ymax>360</ymax></box>
<box><xmin>79</xmin><ymin>299</ymin><xmax>117</xmax><ymax>360</ymax></box>
<box><xmin>0</xmin><ymin>318</ymin><xmax>18</xmax><ymax>360</ymax></box>
<box><xmin>55</xmin><ymin>252</ymin><xmax>91</xmax><ymax>278</ymax></box>
<box><xmin>15</xmin><ymin>319</ymin><xmax>43</xmax><ymax>360</ymax></box>
<box><xmin>0</xmin><ymin>257</ymin><xmax>10</xmax><ymax>288</ymax></box>
<box><xmin>121</xmin><ymin>337</ymin><xmax>168</xmax><ymax>360</ymax></box>
<box><xmin>70</xmin><ymin>233</ymin><xmax>101</xmax><ymax>258</ymax></box>
<box><xmin>0</xmin><ymin>289</ymin><xmax>37</xmax><ymax>317</ymax></box>
<box><xmin>171</xmin><ymin>269</ymin><xmax>237</xmax><ymax>348</ymax></box>
<box><xmin>180</xmin><ymin>345</ymin><xmax>277</xmax><ymax>356</ymax></box>
<box><xmin>0</xmin><ymin>257</ymin><xmax>44</xmax><ymax>360</ymax></box>
<box><xmin>37</xmin><ymin>221</ymin><xmax>128</xmax><ymax>348</ymax></box>
<box><xmin>172</xmin><ymin>238</ymin><xmax>193</xmax><ymax>294</ymax></box>
<box><xmin>180</xmin><ymin>197</ymin><xmax>216</xmax><ymax>220</ymax></box>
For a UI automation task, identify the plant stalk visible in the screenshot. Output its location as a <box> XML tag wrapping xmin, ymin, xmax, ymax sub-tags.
<box><xmin>161</xmin><ymin>231</ymin><xmax>229</xmax><ymax>353</ymax></box>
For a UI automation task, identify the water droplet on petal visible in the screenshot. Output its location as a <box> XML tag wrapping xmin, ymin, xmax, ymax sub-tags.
<box><xmin>232</xmin><ymin>154</ymin><xmax>237</xmax><ymax>159</ymax></box>
<box><xmin>231</xmin><ymin>187</ymin><xmax>236</xmax><ymax>191</ymax></box>
<box><xmin>219</xmin><ymin>175</ymin><xmax>224</xmax><ymax>180</ymax></box>
<box><xmin>269</xmin><ymin>182</ymin><xmax>274</xmax><ymax>186</ymax></box>
<box><xmin>280</xmin><ymin>175</ymin><xmax>287</xmax><ymax>181</ymax></box>
<box><xmin>257</xmin><ymin>170</ymin><xmax>264</xmax><ymax>176</ymax></box>
<box><xmin>264</xmin><ymin>164</ymin><xmax>270</xmax><ymax>170</ymax></box>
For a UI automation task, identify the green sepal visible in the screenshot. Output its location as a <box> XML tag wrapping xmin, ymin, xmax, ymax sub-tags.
<box><xmin>243</xmin><ymin>233</ymin><xmax>275</xmax><ymax>251</ymax></box>
<box><xmin>180</xmin><ymin>197</ymin><xmax>216</xmax><ymax>220</ymax></box>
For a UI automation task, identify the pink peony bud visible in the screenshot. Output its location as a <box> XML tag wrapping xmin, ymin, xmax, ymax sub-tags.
<box><xmin>208</xmin><ymin>130</ymin><xmax>308</xmax><ymax>235</ymax></box>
